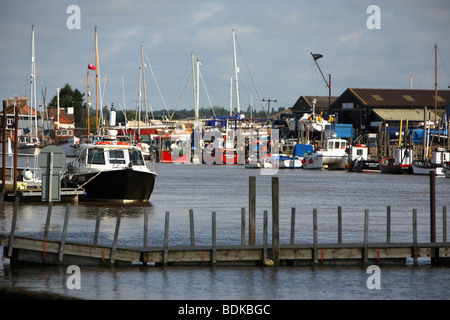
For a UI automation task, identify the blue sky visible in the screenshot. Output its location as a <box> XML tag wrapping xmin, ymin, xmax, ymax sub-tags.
<box><xmin>1</xmin><ymin>0</ymin><xmax>449</xmax><ymax>117</ymax></box>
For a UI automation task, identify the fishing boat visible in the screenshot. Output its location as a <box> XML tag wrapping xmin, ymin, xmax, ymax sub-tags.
<box><xmin>346</xmin><ymin>144</ymin><xmax>380</xmax><ymax>172</ymax></box>
<box><xmin>379</xmin><ymin>147</ymin><xmax>413</xmax><ymax>174</ymax></box>
<box><xmin>412</xmin><ymin>148</ymin><xmax>449</xmax><ymax>176</ymax></box>
<box><xmin>61</xmin><ymin>142</ymin><xmax>157</xmax><ymax>202</ymax></box>
<box><xmin>302</xmin><ymin>137</ymin><xmax>348</xmax><ymax>170</ymax></box>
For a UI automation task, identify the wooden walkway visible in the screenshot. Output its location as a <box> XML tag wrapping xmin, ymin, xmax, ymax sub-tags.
<box><xmin>1</xmin><ymin>176</ymin><xmax>449</xmax><ymax>267</ymax></box>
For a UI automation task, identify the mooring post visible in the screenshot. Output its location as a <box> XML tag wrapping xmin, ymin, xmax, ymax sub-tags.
<box><xmin>413</xmin><ymin>209</ymin><xmax>418</xmax><ymax>266</ymax></box>
<box><xmin>94</xmin><ymin>208</ymin><xmax>101</xmax><ymax>245</ymax></box>
<box><xmin>163</xmin><ymin>211</ymin><xmax>170</xmax><ymax>266</ymax></box>
<box><xmin>430</xmin><ymin>171</ymin><xmax>436</xmax><ymax>243</ymax></box>
<box><xmin>337</xmin><ymin>206</ymin><xmax>342</xmax><ymax>244</ymax></box>
<box><xmin>444</xmin><ymin>206</ymin><xmax>447</xmax><ymax>243</ymax></box>
<box><xmin>290</xmin><ymin>207</ymin><xmax>296</xmax><ymax>245</ymax></box>
<box><xmin>272</xmin><ymin>177</ymin><xmax>280</xmax><ymax>266</ymax></box>
<box><xmin>212</xmin><ymin>211</ymin><xmax>216</xmax><ymax>266</ymax></box>
<box><xmin>7</xmin><ymin>196</ymin><xmax>19</xmax><ymax>258</ymax></box>
<box><xmin>143</xmin><ymin>207</ymin><xmax>149</xmax><ymax>247</ymax></box>
<box><xmin>241</xmin><ymin>208</ymin><xmax>245</xmax><ymax>246</ymax></box>
<box><xmin>313</xmin><ymin>209</ymin><xmax>318</xmax><ymax>265</ymax></box>
<box><xmin>189</xmin><ymin>209</ymin><xmax>195</xmax><ymax>246</ymax></box>
<box><xmin>110</xmin><ymin>210</ymin><xmax>122</xmax><ymax>264</ymax></box>
<box><xmin>44</xmin><ymin>202</ymin><xmax>53</xmax><ymax>239</ymax></box>
<box><xmin>386</xmin><ymin>206</ymin><xmax>391</xmax><ymax>243</ymax></box>
<box><xmin>263</xmin><ymin>210</ymin><xmax>268</xmax><ymax>261</ymax></box>
<box><xmin>58</xmin><ymin>205</ymin><xmax>71</xmax><ymax>263</ymax></box>
<box><xmin>363</xmin><ymin>209</ymin><xmax>369</xmax><ymax>265</ymax></box>
<box><xmin>249</xmin><ymin>176</ymin><xmax>256</xmax><ymax>245</ymax></box>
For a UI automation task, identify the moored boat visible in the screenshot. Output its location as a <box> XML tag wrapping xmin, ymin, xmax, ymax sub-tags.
<box><xmin>61</xmin><ymin>142</ymin><xmax>156</xmax><ymax>203</ymax></box>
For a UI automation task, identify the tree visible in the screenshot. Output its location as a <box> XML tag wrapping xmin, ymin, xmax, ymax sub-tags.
<box><xmin>48</xmin><ymin>83</ymin><xmax>86</xmax><ymax>128</ymax></box>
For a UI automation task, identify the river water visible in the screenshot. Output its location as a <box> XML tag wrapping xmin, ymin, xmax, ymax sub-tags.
<box><xmin>0</xmin><ymin>162</ymin><xmax>449</xmax><ymax>300</ymax></box>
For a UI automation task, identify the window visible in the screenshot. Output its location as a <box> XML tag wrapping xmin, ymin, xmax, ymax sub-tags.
<box><xmin>371</xmin><ymin>94</ymin><xmax>384</xmax><ymax>101</ymax></box>
<box><xmin>87</xmin><ymin>149</ymin><xmax>105</xmax><ymax>165</ymax></box>
<box><xmin>129</xmin><ymin>149</ymin><xmax>145</xmax><ymax>166</ymax></box>
<box><xmin>109</xmin><ymin>150</ymin><xmax>126</xmax><ymax>164</ymax></box>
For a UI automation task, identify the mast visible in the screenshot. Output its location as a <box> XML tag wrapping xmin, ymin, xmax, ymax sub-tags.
<box><xmin>95</xmin><ymin>26</ymin><xmax>99</xmax><ymax>133</ymax></box>
<box><xmin>232</xmin><ymin>29</ymin><xmax>240</xmax><ymax>114</ymax></box>
<box><xmin>229</xmin><ymin>76</ymin><xmax>233</xmax><ymax>116</ymax></box>
<box><xmin>434</xmin><ymin>43</ymin><xmax>438</xmax><ymax>126</ymax></box>
<box><xmin>196</xmin><ymin>58</ymin><xmax>200</xmax><ymax>120</ymax></box>
<box><xmin>30</xmin><ymin>25</ymin><xmax>38</xmax><ymax>141</ymax></box>
<box><xmin>87</xmin><ymin>70</ymin><xmax>90</xmax><ymax>135</ymax></box>
<box><xmin>141</xmin><ymin>45</ymin><xmax>150</xmax><ymax>122</ymax></box>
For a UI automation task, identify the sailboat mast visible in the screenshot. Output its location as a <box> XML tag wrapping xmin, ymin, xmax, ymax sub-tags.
<box><xmin>434</xmin><ymin>43</ymin><xmax>438</xmax><ymax>126</ymax></box>
<box><xmin>232</xmin><ymin>29</ymin><xmax>240</xmax><ymax>114</ymax></box>
<box><xmin>87</xmin><ymin>70</ymin><xmax>90</xmax><ymax>135</ymax></box>
<box><xmin>95</xmin><ymin>26</ymin><xmax>99</xmax><ymax>133</ymax></box>
<box><xmin>191</xmin><ymin>53</ymin><xmax>198</xmax><ymax>120</ymax></box>
<box><xmin>196</xmin><ymin>59</ymin><xmax>200</xmax><ymax>119</ymax></box>
<box><xmin>30</xmin><ymin>25</ymin><xmax>38</xmax><ymax>139</ymax></box>
<box><xmin>229</xmin><ymin>76</ymin><xmax>233</xmax><ymax>116</ymax></box>
<box><xmin>141</xmin><ymin>45</ymin><xmax>150</xmax><ymax>123</ymax></box>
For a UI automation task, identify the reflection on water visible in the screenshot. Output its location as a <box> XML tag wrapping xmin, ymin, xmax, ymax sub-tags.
<box><xmin>1</xmin><ymin>163</ymin><xmax>449</xmax><ymax>299</ymax></box>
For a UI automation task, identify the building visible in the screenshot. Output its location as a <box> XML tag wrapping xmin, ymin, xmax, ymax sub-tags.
<box><xmin>330</xmin><ymin>88</ymin><xmax>450</xmax><ymax>136</ymax></box>
<box><xmin>291</xmin><ymin>95</ymin><xmax>338</xmax><ymax>115</ymax></box>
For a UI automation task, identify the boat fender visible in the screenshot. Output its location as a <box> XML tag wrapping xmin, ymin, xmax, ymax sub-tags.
<box><xmin>308</xmin><ymin>158</ymin><xmax>313</xmax><ymax>164</ymax></box>
<box><xmin>301</xmin><ymin>159</ymin><xmax>306</xmax><ymax>164</ymax></box>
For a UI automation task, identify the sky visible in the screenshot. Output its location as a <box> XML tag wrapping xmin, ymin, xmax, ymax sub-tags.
<box><xmin>1</xmin><ymin>0</ymin><xmax>450</xmax><ymax>117</ymax></box>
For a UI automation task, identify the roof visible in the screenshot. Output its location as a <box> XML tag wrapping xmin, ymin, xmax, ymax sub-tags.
<box><xmin>46</xmin><ymin>109</ymin><xmax>75</xmax><ymax>124</ymax></box>
<box><xmin>5</xmin><ymin>104</ymin><xmax>37</xmax><ymax>116</ymax></box>
<box><xmin>292</xmin><ymin>95</ymin><xmax>338</xmax><ymax>112</ymax></box>
<box><xmin>372</xmin><ymin>108</ymin><xmax>441</xmax><ymax>122</ymax></box>
<box><xmin>345</xmin><ymin>88</ymin><xmax>450</xmax><ymax>107</ymax></box>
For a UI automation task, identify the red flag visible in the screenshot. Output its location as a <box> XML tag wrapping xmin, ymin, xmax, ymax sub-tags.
<box><xmin>88</xmin><ymin>64</ymin><xmax>96</xmax><ymax>70</ymax></box>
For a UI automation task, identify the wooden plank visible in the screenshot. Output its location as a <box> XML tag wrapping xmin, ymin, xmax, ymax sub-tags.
<box><xmin>363</xmin><ymin>209</ymin><xmax>369</xmax><ymax>264</ymax></box>
<box><xmin>249</xmin><ymin>176</ymin><xmax>256</xmax><ymax>245</ymax></box>
<box><xmin>313</xmin><ymin>209</ymin><xmax>318</xmax><ymax>264</ymax></box>
<box><xmin>163</xmin><ymin>211</ymin><xmax>170</xmax><ymax>266</ymax></box>
<box><xmin>211</xmin><ymin>211</ymin><xmax>216</xmax><ymax>265</ymax></box>
<box><xmin>7</xmin><ymin>197</ymin><xmax>19</xmax><ymax>258</ymax></box>
<box><xmin>272</xmin><ymin>177</ymin><xmax>280</xmax><ymax>266</ymax></box>
<box><xmin>93</xmin><ymin>208</ymin><xmax>101</xmax><ymax>245</ymax></box>
<box><xmin>290</xmin><ymin>207</ymin><xmax>296</xmax><ymax>245</ymax></box>
<box><xmin>189</xmin><ymin>209</ymin><xmax>195</xmax><ymax>246</ymax></box>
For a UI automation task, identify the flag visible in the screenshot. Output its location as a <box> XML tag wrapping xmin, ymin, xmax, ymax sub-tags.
<box><xmin>88</xmin><ymin>64</ymin><xmax>96</xmax><ymax>70</ymax></box>
<box><xmin>312</xmin><ymin>53</ymin><xmax>323</xmax><ymax>61</ymax></box>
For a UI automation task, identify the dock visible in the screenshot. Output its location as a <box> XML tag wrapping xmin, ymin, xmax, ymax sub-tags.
<box><xmin>1</xmin><ymin>177</ymin><xmax>449</xmax><ymax>267</ymax></box>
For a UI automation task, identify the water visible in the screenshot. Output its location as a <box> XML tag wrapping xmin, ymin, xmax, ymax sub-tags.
<box><xmin>1</xmin><ymin>163</ymin><xmax>449</xmax><ymax>300</ymax></box>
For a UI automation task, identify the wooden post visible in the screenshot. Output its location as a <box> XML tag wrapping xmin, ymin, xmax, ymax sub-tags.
<box><xmin>211</xmin><ymin>211</ymin><xmax>216</xmax><ymax>265</ymax></box>
<box><xmin>337</xmin><ymin>206</ymin><xmax>342</xmax><ymax>244</ymax></box>
<box><xmin>313</xmin><ymin>209</ymin><xmax>318</xmax><ymax>265</ymax></box>
<box><xmin>386</xmin><ymin>206</ymin><xmax>391</xmax><ymax>243</ymax></box>
<box><xmin>189</xmin><ymin>209</ymin><xmax>195</xmax><ymax>246</ymax></box>
<box><xmin>249</xmin><ymin>176</ymin><xmax>256</xmax><ymax>245</ymax></box>
<box><xmin>2</xmin><ymin>100</ymin><xmax>6</xmax><ymax>197</ymax></box>
<box><xmin>93</xmin><ymin>208</ymin><xmax>101</xmax><ymax>245</ymax></box>
<box><xmin>241</xmin><ymin>208</ymin><xmax>245</xmax><ymax>246</ymax></box>
<box><xmin>163</xmin><ymin>211</ymin><xmax>170</xmax><ymax>266</ymax></box>
<box><xmin>12</xmin><ymin>110</ymin><xmax>18</xmax><ymax>195</ymax></box>
<box><xmin>290</xmin><ymin>207</ymin><xmax>296</xmax><ymax>245</ymax></box>
<box><xmin>272</xmin><ymin>177</ymin><xmax>280</xmax><ymax>266</ymax></box>
<box><xmin>444</xmin><ymin>206</ymin><xmax>447</xmax><ymax>243</ymax></box>
<box><xmin>363</xmin><ymin>209</ymin><xmax>369</xmax><ymax>265</ymax></box>
<box><xmin>143</xmin><ymin>207</ymin><xmax>149</xmax><ymax>247</ymax></box>
<box><xmin>44</xmin><ymin>202</ymin><xmax>53</xmax><ymax>239</ymax></box>
<box><xmin>430</xmin><ymin>171</ymin><xmax>436</xmax><ymax>242</ymax></box>
<box><xmin>58</xmin><ymin>205</ymin><xmax>71</xmax><ymax>263</ymax></box>
<box><xmin>110</xmin><ymin>210</ymin><xmax>122</xmax><ymax>264</ymax></box>
<box><xmin>7</xmin><ymin>196</ymin><xmax>19</xmax><ymax>258</ymax></box>
<box><xmin>263</xmin><ymin>210</ymin><xmax>268</xmax><ymax>260</ymax></box>
<box><xmin>413</xmin><ymin>209</ymin><xmax>418</xmax><ymax>266</ymax></box>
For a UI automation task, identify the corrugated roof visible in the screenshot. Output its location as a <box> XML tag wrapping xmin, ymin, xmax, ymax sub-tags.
<box><xmin>372</xmin><ymin>108</ymin><xmax>441</xmax><ymax>121</ymax></box>
<box><xmin>348</xmin><ymin>88</ymin><xmax>450</xmax><ymax>107</ymax></box>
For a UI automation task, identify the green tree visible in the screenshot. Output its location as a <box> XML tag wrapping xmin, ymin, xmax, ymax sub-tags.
<box><xmin>48</xmin><ymin>83</ymin><xmax>86</xmax><ymax>128</ymax></box>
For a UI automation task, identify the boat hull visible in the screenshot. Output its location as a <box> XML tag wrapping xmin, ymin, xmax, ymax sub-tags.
<box><xmin>67</xmin><ymin>168</ymin><xmax>156</xmax><ymax>202</ymax></box>
<box><xmin>379</xmin><ymin>158</ymin><xmax>412</xmax><ymax>174</ymax></box>
<box><xmin>412</xmin><ymin>161</ymin><xmax>444</xmax><ymax>176</ymax></box>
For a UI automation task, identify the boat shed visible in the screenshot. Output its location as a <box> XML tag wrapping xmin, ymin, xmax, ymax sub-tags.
<box><xmin>330</xmin><ymin>88</ymin><xmax>450</xmax><ymax>136</ymax></box>
<box><xmin>291</xmin><ymin>96</ymin><xmax>338</xmax><ymax>115</ymax></box>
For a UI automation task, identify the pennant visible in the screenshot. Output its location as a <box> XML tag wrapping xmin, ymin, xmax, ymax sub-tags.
<box><xmin>88</xmin><ymin>64</ymin><xmax>96</xmax><ymax>70</ymax></box>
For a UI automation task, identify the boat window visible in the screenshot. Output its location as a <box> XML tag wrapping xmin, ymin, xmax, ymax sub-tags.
<box><xmin>87</xmin><ymin>149</ymin><xmax>105</xmax><ymax>165</ymax></box>
<box><xmin>334</xmin><ymin>141</ymin><xmax>340</xmax><ymax>149</ymax></box>
<box><xmin>129</xmin><ymin>149</ymin><xmax>145</xmax><ymax>166</ymax></box>
<box><xmin>109</xmin><ymin>150</ymin><xmax>126</xmax><ymax>164</ymax></box>
<box><xmin>328</xmin><ymin>141</ymin><xmax>333</xmax><ymax>149</ymax></box>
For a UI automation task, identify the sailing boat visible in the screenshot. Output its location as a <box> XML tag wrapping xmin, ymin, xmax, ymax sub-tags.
<box><xmin>18</xmin><ymin>25</ymin><xmax>42</xmax><ymax>155</ymax></box>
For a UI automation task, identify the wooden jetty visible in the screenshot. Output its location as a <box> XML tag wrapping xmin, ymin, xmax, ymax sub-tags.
<box><xmin>1</xmin><ymin>177</ymin><xmax>449</xmax><ymax>267</ymax></box>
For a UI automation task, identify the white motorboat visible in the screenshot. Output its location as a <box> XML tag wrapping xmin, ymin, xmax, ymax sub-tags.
<box><xmin>302</xmin><ymin>137</ymin><xmax>348</xmax><ymax>170</ymax></box>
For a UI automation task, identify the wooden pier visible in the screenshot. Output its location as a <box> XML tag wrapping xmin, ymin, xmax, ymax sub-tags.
<box><xmin>1</xmin><ymin>177</ymin><xmax>449</xmax><ymax>267</ymax></box>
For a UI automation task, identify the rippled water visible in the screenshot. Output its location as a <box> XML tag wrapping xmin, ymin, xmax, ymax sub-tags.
<box><xmin>1</xmin><ymin>162</ymin><xmax>449</xmax><ymax>300</ymax></box>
